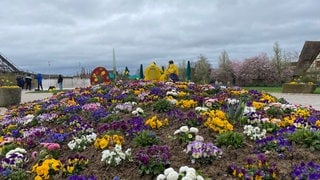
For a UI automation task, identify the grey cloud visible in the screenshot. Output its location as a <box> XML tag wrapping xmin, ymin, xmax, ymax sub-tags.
<box><xmin>0</xmin><ymin>0</ymin><xmax>319</xmax><ymax>76</ymax></box>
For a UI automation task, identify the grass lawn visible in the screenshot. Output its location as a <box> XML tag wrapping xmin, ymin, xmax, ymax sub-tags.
<box><xmin>243</xmin><ymin>86</ymin><xmax>320</xmax><ymax>94</ymax></box>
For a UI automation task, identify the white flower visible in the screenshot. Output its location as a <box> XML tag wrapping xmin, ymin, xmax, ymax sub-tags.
<box><xmin>195</xmin><ymin>135</ymin><xmax>204</xmax><ymax>142</ymax></box>
<box><xmin>164</xmin><ymin>167</ymin><xmax>175</xmax><ymax>176</ymax></box>
<box><xmin>114</xmin><ymin>156</ymin><xmax>122</xmax><ymax>165</ymax></box>
<box><xmin>189</xmin><ymin>127</ymin><xmax>199</xmax><ymax>134</ymax></box>
<box><xmin>114</xmin><ymin>144</ymin><xmax>122</xmax><ymax>152</ymax></box>
<box><xmin>168</xmin><ymin>98</ymin><xmax>177</xmax><ymax>104</ymax></box>
<box><xmin>167</xmin><ymin>171</ymin><xmax>179</xmax><ymax>180</ymax></box>
<box><xmin>118</xmin><ymin>152</ymin><xmax>126</xmax><ymax>159</ymax></box>
<box><xmin>195</xmin><ymin>106</ymin><xmax>209</xmax><ymax>112</ymax></box>
<box><xmin>181</xmin><ymin>177</ymin><xmax>193</xmax><ymax>180</ymax></box>
<box><xmin>227</xmin><ymin>98</ymin><xmax>239</xmax><ymax>105</ymax></box>
<box><xmin>185</xmin><ymin>171</ymin><xmax>196</xmax><ymax>179</ymax></box>
<box><xmin>243</xmin><ymin>106</ymin><xmax>256</xmax><ymax>115</ymax></box>
<box><xmin>186</xmin><ymin>167</ymin><xmax>196</xmax><ymax>174</ymax></box>
<box><xmin>179</xmin><ymin>166</ymin><xmax>189</xmax><ymax>173</ymax></box>
<box><xmin>174</xmin><ymin>129</ymin><xmax>181</xmax><ymax>135</ymax></box>
<box><xmin>179</xmin><ymin>126</ymin><xmax>189</xmax><ymax>133</ymax></box>
<box><xmin>157</xmin><ymin>174</ymin><xmax>166</xmax><ymax>180</ymax></box>
<box><xmin>125</xmin><ymin>148</ymin><xmax>131</xmax><ymax>155</ymax></box>
<box><xmin>196</xmin><ymin>175</ymin><xmax>205</xmax><ymax>180</ymax></box>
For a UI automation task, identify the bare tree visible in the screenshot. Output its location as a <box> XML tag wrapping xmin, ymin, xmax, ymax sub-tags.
<box><xmin>193</xmin><ymin>55</ymin><xmax>212</xmax><ymax>83</ymax></box>
<box><xmin>272</xmin><ymin>42</ymin><xmax>295</xmax><ymax>83</ymax></box>
<box><xmin>217</xmin><ymin>50</ymin><xmax>234</xmax><ymax>84</ymax></box>
<box><xmin>272</xmin><ymin>42</ymin><xmax>283</xmax><ymax>79</ymax></box>
<box><xmin>178</xmin><ymin>60</ymin><xmax>187</xmax><ymax>81</ymax></box>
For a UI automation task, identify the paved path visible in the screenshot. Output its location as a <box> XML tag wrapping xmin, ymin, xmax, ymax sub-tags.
<box><xmin>1</xmin><ymin>91</ymin><xmax>320</xmax><ymax>115</ymax></box>
<box><xmin>270</xmin><ymin>93</ymin><xmax>320</xmax><ymax>110</ymax></box>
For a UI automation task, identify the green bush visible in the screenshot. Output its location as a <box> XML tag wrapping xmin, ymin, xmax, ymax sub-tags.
<box><xmin>152</xmin><ymin>99</ymin><xmax>173</xmax><ymax>113</ymax></box>
<box><xmin>133</xmin><ymin>130</ymin><xmax>160</xmax><ymax>147</ymax></box>
<box><xmin>288</xmin><ymin>128</ymin><xmax>320</xmax><ymax>151</ymax></box>
<box><xmin>216</xmin><ymin>131</ymin><xmax>244</xmax><ymax>149</ymax></box>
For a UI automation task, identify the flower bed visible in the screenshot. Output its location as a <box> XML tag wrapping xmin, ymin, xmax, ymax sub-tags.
<box><xmin>0</xmin><ymin>87</ymin><xmax>21</xmax><ymax>106</ymax></box>
<box><xmin>282</xmin><ymin>83</ymin><xmax>317</xmax><ymax>93</ymax></box>
<box><xmin>0</xmin><ymin>80</ymin><xmax>320</xmax><ymax>179</ymax></box>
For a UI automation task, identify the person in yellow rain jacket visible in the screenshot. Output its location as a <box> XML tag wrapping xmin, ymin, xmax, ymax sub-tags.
<box><xmin>144</xmin><ymin>62</ymin><xmax>162</xmax><ymax>81</ymax></box>
<box><xmin>160</xmin><ymin>60</ymin><xmax>179</xmax><ymax>82</ymax></box>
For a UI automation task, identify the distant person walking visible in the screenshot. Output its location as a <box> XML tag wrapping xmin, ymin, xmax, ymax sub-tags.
<box><xmin>16</xmin><ymin>75</ymin><xmax>25</xmax><ymax>89</ymax></box>
<box><xmin>36</xmin><ymin>73</ymin><xmax>43</xmax><ymax>91</ymax></box>
<box><xmin>57</xmin><ymin>74</ymin><xmax>63</xmax><ymax>90</ymax></box>
<box><xmin>25</xmin><ymin>74</ymin><xmax>32</xmax><ymax>90</ymax></box>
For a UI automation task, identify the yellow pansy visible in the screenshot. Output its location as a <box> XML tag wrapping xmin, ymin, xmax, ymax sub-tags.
<box><xmin>252</xmin><ymin>101</ymin><xmax>265</xmax><ymax>109</ymax></box>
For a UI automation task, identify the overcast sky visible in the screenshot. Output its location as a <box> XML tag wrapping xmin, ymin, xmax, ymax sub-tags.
<box><xmin>0</xmin><ymin>0</ymin><xmax>319</xmax><ymax>76</ymax></box>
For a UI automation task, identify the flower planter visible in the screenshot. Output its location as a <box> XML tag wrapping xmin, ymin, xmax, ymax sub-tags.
<box><xmin>282</xmin><ymin>83</ymin><xmax>317</xmax><ymax>93</ymax></box>
<box><xmin>0</xmin><ymin>87</ymin><xmax>21</xmax><ymax>107</ymax></box>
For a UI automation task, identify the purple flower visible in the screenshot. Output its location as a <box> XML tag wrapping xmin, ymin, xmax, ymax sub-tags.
<box><xmin>67</xmin><ymin>175</ymin><xmax>97</xmax><ymax>180</ymax></box>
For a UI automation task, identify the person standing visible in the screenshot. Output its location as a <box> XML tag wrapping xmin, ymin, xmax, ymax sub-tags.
<box><xmin>36</xmin><ymin>73</ymin><xmax>43</xmax><ymax>91</ymax></box>
<box><xmin>166</xmin><ymin>60</ymin><xmax>179</xmax><ymax>82</ymax></box>
<box><xmin>57</xmin><ymin>74</ymin><xmax>63</xmax><ymax>90</ymax></box>
<box><xmin>25</xmin><ymin>74</ymin><xmax>32</xmax><ymax>90</ymax></box>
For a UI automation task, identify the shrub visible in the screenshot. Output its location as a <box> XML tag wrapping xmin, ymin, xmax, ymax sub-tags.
<box><xmin>152</xmin><ymin>99</ymin><xmax>173</xmax><ymax>112</ymax></box>
<box><xmin>216</xmin><ymin>131</ymin><xmax>244</xmax><ymax>149</ymax></box>
<box><xmin>288</xmin><ymin>128</ymin><xmax>320</xmax><ymax>151</ymax></box>
<box><xmin>133</xmin><ymin>130</ymin><xmax>160</xmax><ymax>147</ymax></box>
<box><xmin>135</xmin><ymin>145</ymin><xmax>171</xmax><ymax>175</ymax></box>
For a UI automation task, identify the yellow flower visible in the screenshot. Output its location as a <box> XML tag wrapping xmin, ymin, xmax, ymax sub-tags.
<box><xmin>252</xmin><ymin>101</ymin><xmax>265</xmax><ymax>109</ymax></box>
<box><xmin>203</xmin><ymin>110</ymin><xmax>233</xmax><ymax>133</ymax></box>
<box><xmin>260</xmin><ymin>93</ymin><xmax>276</xmax><ymax>103</ymax></box>
<box><xmin>35</xmin><ymin>165</ymin><xmax>49</xmax><ymax>177</ymax></box>
<box><xmin>67</xmin><ymin>165</ymin><xmax>75</xmax><ymax>173</ymax></box>
<box><xmin>295</xmin><ymin>108</ymin><xmax>310</xmax><ymax>118</ymax></box>
<box><xmin>99</xmin><ymin>138</ymin><xmax>109</xmax><ymax>149</ymax></box>
<box><xmin>34</xmin><ymin>175</ymin><xmax>43</xmax><ymax>180</ymax></box>
<box><xmin>277</xmin><ymin>115</ymin><xmax>295</xmax><ymax>127</ymax></box>
<box><xmin>316</xmin><ymin>120</ymin><xmax>320</xmax><ymax>127</ymax></box>
<box><xmin>145</xmin><ymin>116</ymin><xmax>167</xmax><ymax>129</ymax></box>
<box><xmin>113</xmin><ymin>135</ymin><xmax>124</xmax><ymax>145</ymax></box>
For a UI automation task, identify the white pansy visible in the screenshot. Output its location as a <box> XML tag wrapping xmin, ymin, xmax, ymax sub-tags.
<box><xmin>125</xmin><ymin>148</ymin><xmax>131</xmax><ymax>155</ymax></box>
<box><xmin>181</xmin><ymin>177</ymin><xmax>193</xmax><ymax>180</ymax></box>
<box><xmin>195</xmin><ymin>106</ymin><xmax>209</xmax><ymax>112</ymax></box>
<box><xmin>186</xmin><ymin>167</ymin><xmax>196</xmax><ymax>174</ymax></box>
<box><xmin>179</xmin><ymin>166</ymin><xmax>189</xmax><ymax>173</ymax></box>
<box><xmin>189</xmin><ymin>127</ymin><xmax>199</xmax><ymax>134</ymax></box>
<box><xmin>114</xmin><ymin>157</ymin><xmax>122</xmax><ymax>165</ymax></box>
<box><xmin>185</xmin><ymin>171</ymin><xmax>196</xmax><ymax>179</ymax></box>
<box><xmin>243</xmin><ymin>106</ymin><xmax>256</xmax><ymax>115</ymax></box>
<box><xmin>227</xmin><ymin>98</ymin><xmax>239</xmax><ymax>105</ymax></box>
<box><xmin>156</xmin><ymin>174</ymin><xmax>166</xmax><ymax>180</ymax></box>
<box><xmin>196</xmin><ymin>175</ymin><xmax>205</xmax><ymax>180</ymax></box>
<box><xmin>179</xmin><ymin>126</ymin><xmax>189</xmax><ymax>133</ymax></box>
<box><xmin>195</xmin><ymin>135</ymin><xmax>204</xmax><ymax>142</ymax></box>
<box><xmin>164</xmin><ymin>167</ymin><xmax>175</xmax><ymax>176</ymax></box>
<box><xmin>167</xmin><ymin>171</ymin><xmax>179</xmax><ymax>180</ymax></box>
<box><xmin>174</xmin><ymin>129</ymin><xmax>181</xmax><ymax>135</ymax></box>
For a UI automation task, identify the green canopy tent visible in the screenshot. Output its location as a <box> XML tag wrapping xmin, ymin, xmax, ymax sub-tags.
<box><xmin>129</xmin><ymin>75</ymin><xmax>140</xmax><ymax>80</ymax></box>
<box><xmin>186</xmin><ymin>61</ymin><xmax>191</xmax><ymax>81</ymax></box>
